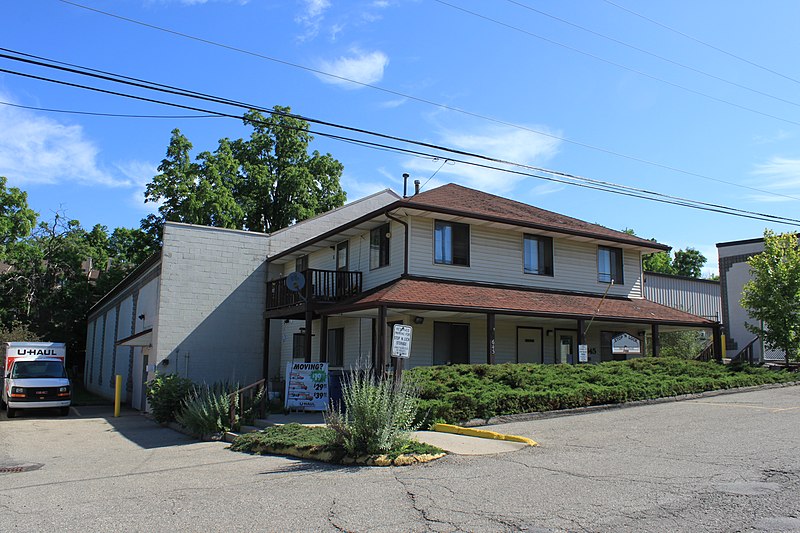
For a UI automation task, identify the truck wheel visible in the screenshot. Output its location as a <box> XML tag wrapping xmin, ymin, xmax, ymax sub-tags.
<box><xmin>59</xmin><ymin>407</ymin><xmax>70</xmax><ymax>417</ymax></box>
<box><xmin>6</xmin><ymin>406</ymin><xmax>16</xmax><ymax>418</ymax></box>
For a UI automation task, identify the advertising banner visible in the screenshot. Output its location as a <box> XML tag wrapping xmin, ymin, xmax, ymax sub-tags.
<box><xmin>284</xmin><ymin>362</ymin><xmax>329</xmax><ymax>411</ymax></box>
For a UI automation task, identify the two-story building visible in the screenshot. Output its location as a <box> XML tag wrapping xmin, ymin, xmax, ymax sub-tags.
<box><xmin>266</xmin><ymin>183</ymin><xmax>720</xmax><ymax>380</ymax></box>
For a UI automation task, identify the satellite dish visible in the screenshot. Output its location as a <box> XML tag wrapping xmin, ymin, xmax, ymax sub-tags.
<box><xmin>286</xmin><ymin>272</ymin><xmax>306</xmax><ymax>292</ymax></box>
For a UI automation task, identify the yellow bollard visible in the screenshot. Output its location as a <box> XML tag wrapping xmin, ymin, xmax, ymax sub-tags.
<box><xmin>721</xmin><ymin>334</ymin><xmax>726</xmax><ymax>359</ymax></box>
<box><xmin>114</xmin><ymin>375</ymin><xmax>122</xmax><ymax>417</ymax></box>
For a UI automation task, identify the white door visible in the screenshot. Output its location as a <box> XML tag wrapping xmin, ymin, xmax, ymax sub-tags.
<box><xmin>131</xmin><ymin>347</ymin><xmax>149</xmax><ymax>411</ymax></box>
<box><xmin>558</xmin><ymin>332</ymin><xmax>578</xmax><ymax>364</ymax></box>
<box><xmin>517</xmin><ymin>328</ymin><xmax>543</xmax><ymax>364</ymax></box>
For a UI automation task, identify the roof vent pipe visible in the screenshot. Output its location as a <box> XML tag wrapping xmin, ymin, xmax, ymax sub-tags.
<box><xmin>414</xmin><ymin>179</ymin><xmax>421</xmax><ymax>195</ymax></box>
<box><xmin>402</xmin><ymin>173</ymin><xmax>409</xmax><ymax>198</ymax></box>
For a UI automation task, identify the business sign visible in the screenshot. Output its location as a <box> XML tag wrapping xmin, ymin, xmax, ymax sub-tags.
<box><xmin>284</xmin><ymin>362</ymin><xmax>329</xmax><ymax>411</ymax></box>
<box><xmin>391</xmin><ymin>324</ymin><xmax>412</xmax><ymax>359</ymax></box>
<box><xmin>611</xmin><ymin>333</ymin><xmax>641</xmax><ymax>355</ymax></box>
<box><xmin>578</xmin><ymin>344</ymin><xmax>589</xmax><ymax>363</ymax></box>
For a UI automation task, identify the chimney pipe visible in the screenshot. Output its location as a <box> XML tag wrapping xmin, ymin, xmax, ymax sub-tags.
<box><xmin>402</xmin><ymin>173</ymin><xmax>409</xmax><ymax>198</ymax></box>
<box><xmin>414</xmin><ymin>180</ymin><xmax>421</xmax><ymax>195</ymax></box>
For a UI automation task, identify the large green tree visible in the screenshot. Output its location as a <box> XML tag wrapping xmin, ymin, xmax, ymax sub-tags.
<box><xmin>144</xmin><ymin>107</ymin><xmax>346</xmax><ymax>240</ymax></box>
<box><xmin>642</xmin><ymin>247</ymin><xmax>708</xmax><ymax>278</ymax></box>
<box><xmin>740</xmin><ymin>230</ymin><xmax>800</xmax><ymax>365</ymax></box>
<box><xmin>0</xmin><ymin>176</ymin><xmax>38</xmax><ymax>261</ymax></box>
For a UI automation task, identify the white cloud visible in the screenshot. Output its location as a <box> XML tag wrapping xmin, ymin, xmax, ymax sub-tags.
<box><xmin>296</xmin><ymin>0</ymin><xmax>332</xmax><ymax>42</ymax></box>
<box><xmin>0</xmin><ymin>99</ymin><xmax>129</xmax><ymax>187</ymax></box>
<box><xmin>753</xmin><ymin>129</ymin><xmax>792</xmax><ymax>145</ymax></box>
<box><xmin>379</xmin><ymin>97</ymin><xmax>408</xmax><ymax>109</ymax></box>
<box><xmin>749</xmin><ymin>156</ymin><xmax>800</xmax><ymax>202</ymax></box>
<box><xmin>115</xmin><ymin>161</ymin><xmax>160</xmax><ymax>212</ymax></box>
<box><xmin>316</xmin><ymin>49</ymin><xmax>389</xmax><ymax>87</ymax></box>
<box><xmin>403</xmin><ymin>124</ymin><xmax>562</xmax><ymax>195</ymax></box>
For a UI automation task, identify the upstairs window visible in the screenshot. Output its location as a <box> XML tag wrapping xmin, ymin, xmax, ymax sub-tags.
<box><xmin>598</xmin><ymin>246</ymin><xmax>624</xmax><ymax>284</ymax></box>
<box><xmin>434</xmin><ymin>220</ymin><xmax>469</xmax><ymax>266</ymax></box>
<box><xmin>370</xmin><ymin>223</ymin><xmax>390</xmax><ymax>270</ymax></box>
<box><xmin>336</xmin><ymin>241</ymin><xmax>349</xmax><ymax>271</ymax></box>
<box><xmin>295</xmin><ymin>254</ymin><xmax>308</xmax><ymax>273</ymax></box>
<box><xmin>524</xmin><ymin>235</ymin><xmax>554</xmax><ymax>276</ymax></box>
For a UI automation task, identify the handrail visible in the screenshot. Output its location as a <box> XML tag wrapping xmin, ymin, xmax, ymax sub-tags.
<box><xmin>228</xmin><ymin>378</ymin><xmax>266</xmax><ymax>431</ymax></box>
<box><xmin>695</xmin><ymin>339</ymin><xmax>715</xmax><ymax>362</ymax></box>
<box><xmin>731</xmin><ymin>336</ymin><xmax>760</xmax><ymax>364</ymax></box>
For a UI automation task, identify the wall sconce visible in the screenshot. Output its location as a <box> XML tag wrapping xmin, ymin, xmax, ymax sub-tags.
<box><xmin>546</xmin><ymin>329</ymin><xmax>552</xmax><ymax>336</ymax></box>
<box><xmin>414</xmin><ymin>316</ymin><xmax>424</xmax><ymax>324</ymax></box>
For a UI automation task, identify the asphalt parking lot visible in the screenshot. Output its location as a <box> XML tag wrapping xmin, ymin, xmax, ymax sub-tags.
<box><xmin>2</xmin><ymin>385</ymin><xmax>799</xmax><ymax>532</ymax></box>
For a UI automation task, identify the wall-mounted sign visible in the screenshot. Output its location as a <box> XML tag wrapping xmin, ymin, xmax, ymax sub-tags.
<box><xmin>391</xmin><ymin>324</ymin><xmax>412</xmax><ymax>359</ymax></box>
<box><xmin>611</xmin><ymin>333</ymin><xmax>641</xmax><ymax>355</ymax></box>
<box><xmin>285</xmin><ymin>362</ymin><xmax>329</xmax><ymax>411</ymax></box>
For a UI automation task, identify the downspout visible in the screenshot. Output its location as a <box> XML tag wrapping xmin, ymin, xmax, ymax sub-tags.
<box><xmin>385</xmin><ymin>212</ymin><xmax>409</xmax><ymax>277</ymax></box>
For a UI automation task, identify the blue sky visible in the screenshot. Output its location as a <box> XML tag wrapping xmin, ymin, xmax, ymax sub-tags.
<box><xmin>4</xmin><ymin>0</ymin><xmax>800</xmax><ymax>276</ymax></box>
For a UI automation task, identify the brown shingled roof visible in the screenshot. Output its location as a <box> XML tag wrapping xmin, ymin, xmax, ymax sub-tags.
<box><xmin>403</xmin><ymin>183</ymin><xmax>667</xmax><ymax>250</ymax></box>
<box><xmin>337</xmin><ymin>278</ymin><xmax>712</xmax><ymax>326</ymax></box>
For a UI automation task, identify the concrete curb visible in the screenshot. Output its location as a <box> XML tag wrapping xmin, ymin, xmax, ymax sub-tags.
<box><xmin>462</xmin><ymin>380</ymin><xmax>800</xmax><ymax>427</ymax></box>
<box><xmin>432</xmin><ymin>423</ymin><xmax>538</xmax><ymax>446</ymax></box>
<box><xmin>228</xmin><ymin>439</ymin><xmax>446</xmax><ymax>466</ymax></box>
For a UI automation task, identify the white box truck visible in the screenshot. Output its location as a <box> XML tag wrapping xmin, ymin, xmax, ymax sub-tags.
<box><xmin>1</xmin><ymin>342</ymin><xmax>71</xmax><ymax>418</ymax></box>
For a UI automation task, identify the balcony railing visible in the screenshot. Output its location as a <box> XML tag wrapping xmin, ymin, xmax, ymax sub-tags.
<box><xmin>267</xmin><ymin>269</ymin><xmax>363</xmax><ymax>310</ymax></box>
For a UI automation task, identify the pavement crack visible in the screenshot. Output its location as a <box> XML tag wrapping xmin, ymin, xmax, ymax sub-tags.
<box><xmin>393</xmin><ymin>471</ymin><xmax>464</xmax><ymax>531</ymax></box>
<box><xmin>327</xmin><ymin>497</ymin><xmax>346</xmax><ymax>532</ymax></box>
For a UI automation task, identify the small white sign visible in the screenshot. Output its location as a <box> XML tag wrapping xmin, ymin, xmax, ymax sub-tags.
<box><xmin>578</xmin><ymin>344</ymin><xmax>588</xmax><ymax>363</ymax></box>
<box><xmin>611</xmin><ymin>333</ymin><xmax>641</xmax><ymax>355</ymax></box>
<box><xmin>391</xmin><ymin>324</ymin><xmax>413</xmax><ymax>359</ymax></box>
<box><xmin>284</xmin><ymin>362</ymin><xmax>329</xmax><ymax>411</ymax></box>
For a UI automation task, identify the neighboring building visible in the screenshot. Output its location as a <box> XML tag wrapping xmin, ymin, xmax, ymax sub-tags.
<box><xmin>84</xmin><ymin>189</ymin><xmax>400</xmax><ymax>408</ymax></box>
<box><xmin>643</xmin><ymin>271</ymin><xmax>721</xmax><ymax>321</ymax></box>
<box><xmin>717</xmin><ymin>237</ymin><xmax>785</xmax><ymax>362</ymax></box>
<box><xmin>267</xmin><ymin>184</ymin><xmax>719</xmax><ymax>379</ymax></box>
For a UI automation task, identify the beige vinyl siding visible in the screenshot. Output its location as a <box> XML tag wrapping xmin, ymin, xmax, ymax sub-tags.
<box><xmin>279</xmin><ymin>317</ymin><xmax>374</xmax><ymax>378</ymax></box>
<box><xmin>408</xmin><ymin>217</ymin><xmax>643</xmax><ymax>299</ymax></box>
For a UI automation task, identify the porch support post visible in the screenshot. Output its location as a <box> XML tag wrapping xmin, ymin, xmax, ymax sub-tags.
<box><xmin>304</xmin><ymin>309</ymin><xmax>313</xmax><ymax>363</ymax></box>
<box><xmin>263</xmin><ymin>318</ymin><xmax>270</xmax><ymax>380</ymax></box>
<box><xmin>651</xmin><ymin>324</ymin><xmax>660</xmax><ymax>357</ymax></box>
<box><xmin>712</xmin><ymin>323</ymin><xmax>723</xmax><ymax>363</ymax></box>
<box><xmin>320</xmin><ymin>314</ymin><xmax>328</xmax><ymax>363</ymax></box>
<box><xmin>486</xmin><ymin>313</ymin><xmax>496</xmax><ymax>365</ymax></box>
<box><xmin>377</xmin><ymin>305</ymin><xmax>387</xmax><ymax>375</ymax></box>
<box><xmin>576</xmin><ymin>319</ymin><xmax>586</xmax><ymax>365</ymax></box>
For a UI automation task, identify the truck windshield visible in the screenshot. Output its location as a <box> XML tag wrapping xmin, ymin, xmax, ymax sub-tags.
<box><xmin>10</xmin><ymin>361</ymin><xmax>67</xmax><ymax>379</ymax></box>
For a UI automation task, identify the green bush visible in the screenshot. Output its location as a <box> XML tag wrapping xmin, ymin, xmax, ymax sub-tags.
<box><xmin>326</xmin><ymin>369</ymin><xmax>422</xmax><ymax>455</ymax></box>
<box><xmin>176</xmin><ymin>382</ymin><xmax>264</xmax><ymax>435</ymax></box>
<box><xmin>145</xmin><ymin>373</ymin><xmax>193</xmax><ymax>423</ymax></box>
<box><xmin>407</xmin><ymin>358</ymin><xmax>797</xmax><ymax>424</ymax></box>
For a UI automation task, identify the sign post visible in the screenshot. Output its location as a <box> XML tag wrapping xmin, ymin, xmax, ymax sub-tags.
<box><xmin>284</xmin><ymin>362</ymin><xmax>329</xmax><ymax>411</ymax></box>
<box><xmin>390</xmin><ymin>324</ymin><xmax>412</xmax><ymax>385</ymax></box>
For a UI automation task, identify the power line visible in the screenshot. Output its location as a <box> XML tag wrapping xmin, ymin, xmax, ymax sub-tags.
<box><xmin>0</xmin><ymin>52</ymin><xmax>798</xmax><ymax>226</ymax></box>
<box><xmin>434</xmin><ymin>0</ymin><xmax>800</xmax><ymax>129</ymax></box>
<box><xmin>0</xmin><ymin>99</ymin><xmax>220</xmax><ymax>119</ymax></box>
<box><xmin>504</xmin><ymin>0</ymin><xmax>800</xmax><ymax>111</ymax></box>
<box><xmin>600</xmin><ymin>0</ymin><xmax>800</xmax><ymax>87</ymax></box>
<box><xmin>54</xmin><ymin>0</ymin><xmax>800</xmax><ymax>202</ymax></box>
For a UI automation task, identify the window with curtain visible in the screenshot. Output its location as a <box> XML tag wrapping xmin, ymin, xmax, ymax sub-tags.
<box><xmin>523</xmin><ymin>235</ymin><xmax>554</xmax><ymax>275</ymax></box>
<box><xmin>434</xmin><ymin>220</ymin><xmax>469</xmax><ymax>266</ymax></box>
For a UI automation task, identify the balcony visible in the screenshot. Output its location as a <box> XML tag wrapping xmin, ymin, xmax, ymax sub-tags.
<box><xmin>267</xmin><ymin>269</ymin><xmax>363</xmax><ymax>311</ymax></box>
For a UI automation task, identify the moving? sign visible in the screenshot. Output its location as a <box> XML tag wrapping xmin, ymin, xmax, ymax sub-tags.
<box><xmin>284</xmin><ymin>362</ymin><xmax>329</xmax><ymax>411</ymax></box>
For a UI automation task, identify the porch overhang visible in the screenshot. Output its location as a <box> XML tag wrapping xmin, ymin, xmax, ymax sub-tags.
<box><xmin>115</xmin><ymin>328</ymin><xmax>153</xmax><ymax>347</ymax></box>
<box><xmin>318</xmin><ymin>277</ymin><xmax>717</xmax><ymax>328</ymax></box>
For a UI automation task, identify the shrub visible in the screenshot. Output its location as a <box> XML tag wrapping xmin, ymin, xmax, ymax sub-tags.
<box><xmin>146</xmin><ymin>373</ymin><xmax>193</xmax><ymax>423</ymax></box>
<box><xmin>326</xmin><ymin>369</ymin><xmax>421</xmax><ymax>455</ymax></box>
<box><xmin>176</xmin><ymin>382</ymin><xmax>264</xmax><ymax>435</ymax></box>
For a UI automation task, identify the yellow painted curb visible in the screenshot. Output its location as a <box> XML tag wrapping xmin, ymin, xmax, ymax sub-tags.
<box><xmin>432</xmin><ymin>423</ymin><xmax>538</xmax><ymax>446</ymax></box>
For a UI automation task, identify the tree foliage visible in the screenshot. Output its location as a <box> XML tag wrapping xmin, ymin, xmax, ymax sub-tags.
<box><xmin>643</xmin><ymin>247</ymin><xmax>708</xmax><ymax>278</ymax></box>
<box><xmin>0</xmin><ymin>176</ymin><xmax>38</xmax><ymax>261</ymax></box>
<box><xmin>740</xmin><ymin>230</ymin><xmax>800</xmax><ymax>364</ymax></box>
<box><xmin>143</xmin><ymin>107</ymin><xmax>346</xmax><ymax>241</ymax></box>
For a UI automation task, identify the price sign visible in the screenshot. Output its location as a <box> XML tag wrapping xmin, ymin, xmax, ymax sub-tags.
<box><xmin>284</xmin><ymin>362</ymin><xmax>329</xmax><ymax>411</ymax></box>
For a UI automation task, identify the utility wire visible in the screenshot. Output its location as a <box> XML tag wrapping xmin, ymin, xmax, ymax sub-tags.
<box><xmin>600</xmin><ymin>0</ymin><xmax>800</xmax><ymax>87</ymax></box>
<box><xmin>0</xmin><ymin>99</ymin><xmax>220</xmax><ymax>119</ymax></box>
<box><xmin>0</xmin><ymin>50</ymin><xmax>798</xmax><ymax>223</ymax></box>
<box><xmin>435</xmin><ymin>0</ymin><xmax>800</xmax><ymax>129</ymax></box>
<box><xmin>1</xmin><ymin>53</ymin><xmax>798</xmax><ymax>225</ymax></box>
<box><xmin>54</xmin><ymin>0</ymin><xmax>800</xmax><ymax>202</ymax></box>
<box><xmin>504</xmin><ymin>0</ymin><xmax>800</xmax><ymax>110</ymax></box>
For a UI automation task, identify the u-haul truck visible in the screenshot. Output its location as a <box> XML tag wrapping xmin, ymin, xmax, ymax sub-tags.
<box><xmin>1</xmin><ymin>342</ymin><xmax>71</xmax><ymax>418</ymax></box>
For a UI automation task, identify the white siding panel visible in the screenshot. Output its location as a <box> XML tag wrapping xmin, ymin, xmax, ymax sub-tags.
<box><xmin>408</xmin><ymin>217</ymin><xmax>643</xmax><ymax>298</ymax></box>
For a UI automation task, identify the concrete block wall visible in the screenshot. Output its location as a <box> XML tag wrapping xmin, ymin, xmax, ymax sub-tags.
<box><xmin>156</xmin><ymin>223</ymin><xmax>271</xmax><ymax>387</ymax></box>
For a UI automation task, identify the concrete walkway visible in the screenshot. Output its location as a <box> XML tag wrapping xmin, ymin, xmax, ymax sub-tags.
<box><xmin>261</xmin><ymin>411</ymin><xmax>528</xmax><ymax>455</ymax></box>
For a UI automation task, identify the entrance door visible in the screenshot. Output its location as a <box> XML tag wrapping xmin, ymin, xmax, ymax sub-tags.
<box><xmin>517</xmin><ymin>327</ymin><xmax>543</xmax><ymax>363</ymax></box>
<box><xmin>555</xmin><ymin>330</ymin><xmax>578</xmax><ymax>364</ymax></box>
<box><xmin>132</xmin><ymin>347</ymin><xmax>149</xmax><ymax>411</ymax></box>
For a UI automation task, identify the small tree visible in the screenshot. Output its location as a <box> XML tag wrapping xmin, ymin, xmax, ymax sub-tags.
<box><xmin>740</xmin><ymin>230</ymin><xmax>800</xmax><ymax>365</ymax></box>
